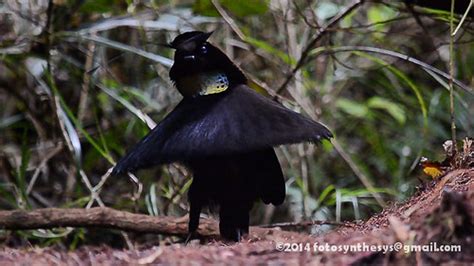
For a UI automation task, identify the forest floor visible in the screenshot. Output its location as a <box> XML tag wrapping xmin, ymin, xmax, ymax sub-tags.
<box><xmin>0</xmin><ymin>158</ymin><xmax>473</xmax><ymax>265</ymax></box>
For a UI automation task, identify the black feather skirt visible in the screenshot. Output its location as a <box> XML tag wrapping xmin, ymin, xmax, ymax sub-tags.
<box><xmin>113</xmin><ymin>84</ymin><xmax>332</xmax><ymax>175</ymax></box>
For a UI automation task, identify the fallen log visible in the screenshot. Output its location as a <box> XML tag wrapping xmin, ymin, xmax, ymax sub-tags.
<box><xmin>0</xmin><ymin>207</ymin><xmax>218</xmax><ymax>237</ymax></box>
<box><xmin>0</xmin><ymin>207</ymin><xmax>337</xmax><ymax>240</ymax></box>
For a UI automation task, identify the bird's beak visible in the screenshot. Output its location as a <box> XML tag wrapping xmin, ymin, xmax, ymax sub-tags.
<box><xmin>158</xmin><ymin>42</ymin><xmax>174</xmax><ymax>49</ymax></box>
<box><xmin>186</xmin><ymin>31</ymin><xmax>214</xmax><ymax>45</ymax></box>
<box><xmin>174</xmin><ymin>31</ymin><xmax>214</xmax><ymax>51</ymax></box>
<box><xmin>198</xmin><ymin>31</ymin><xmax>214</xmax><ymax>42</ymax></box>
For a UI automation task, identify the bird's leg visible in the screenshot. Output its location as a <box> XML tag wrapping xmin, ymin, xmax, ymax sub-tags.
<box><xmin>184</xmin><ymin>232</ymin><xmax>194</xmax><ymax>245</ymax></box>
<box><xmin>219</xmin><ymin>204</ymin><xmax>238</xmax><ymax>241</ymax></box>
<box><xmin>185</xmin><ymin>200</ymin><xmax>202</xmax><ymax>245</ymax></box>
<box><xmin>237</xmin><ymin>209</ymin><xmax>250</xmax><ymax>240</ymax></box>
<box><xmin>219</xmin><ymin>203</ymin><xmax>251</xmax><ymax>242</ymax></box>
<box><xmin>235</xmin><ymin>229</ymin><xmax>241</xmax><ymax>242</ymax></box>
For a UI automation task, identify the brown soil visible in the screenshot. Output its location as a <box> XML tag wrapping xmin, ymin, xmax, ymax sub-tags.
<box><xmin>0</xmin><ymin>168</ymin><xmax>472</xmax><ymax>265</ymax></box>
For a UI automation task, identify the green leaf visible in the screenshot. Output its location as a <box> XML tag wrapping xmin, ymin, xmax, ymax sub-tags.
<box><xmin>335</xmin><ymin>98</ymin><xmax>370</xmax><ymax>118</ymax></box>
<box><xmin>245</xmin><ymin>37</ymin><xmax>295</xmax><ymax>65</ymax></box>
<box><xmin>367</xmin><ymin>5</ymin><xmax>396</xmax><ymax>26</ymax></box>
<box><xmin>367</xmin><ymin>5</ymin><xmax>397</xmax><ymax>39</ymax></box>
<box><xmin>322</xmin><ymin>138</ymin><xmax>334</xmax><ymax>152</ymax></box>
<box><xmin>367</xmin><ymin>97</ymin><xmax>406</xmax><ymax>125</ymax></box>
<box><xmin>318</xmin><ymin>185</ymin><xmax>335</xmax><ymax>203</ymax></box>
<box><xmin>80</xmin><ymin>0</ymin><xmax>116</xmax><ymax>13</ymax></box>
<box><xmin>193</xmin><ymin>0</ymin><xmax>269</xmax><ymax>17</ymax></box>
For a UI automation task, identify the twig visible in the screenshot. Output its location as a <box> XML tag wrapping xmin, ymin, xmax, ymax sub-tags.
<box><xmin>45</xmin><ymin>0</ymin><xmax>54</xmax><ymax>72</ymax></box>
<box><xmin>81</xmin><ymin>170</ymin><xmax>105</xmax><ymax>208</ymax></box>
<box><xmin>211</xmin><ymin>0</ymin><xmax>245</xmax><ymax>40</ymax></box>
<box><xmin>260</xmin><ymin>220</ymin><xmax>351</xmax><ymax>228</ymax></box>
<box><xmin>92</xmin><ymin>169</ymin><xmax>142</xmax><ymax>211</ymax></box>
<box><xmin>275</xmin><ymin>0</ymin><xmax>364</xmax><ymax>96</ymax></box>
<box><xmin>127</xmin><ymin>172</ymin><xmax>143</xmax><ymax>202</ymax></box>
<box><xmin>293</xmin><ymin>1</ymin><xmax>320</xmax><ymax>28</ymax></box>
<box><xmin>453</xmin><ymin>0</ymin><xmax>474</xmax><ymax>36</ymax></box>
<box><xmin>78</xmin><ymin>37</ymin><xmax>96</xmax><ymax>122</ymax></box>
<box><xmin>449</xmin><ymin>0</ymin><xmax>459</xmax><ymax>153</ymax></box>
<box><xmin>331</xmin><ymin>139</ymin><xmax>387</xmax><ymax>207</ymax></box>
<box><xmin>26</xmin><ymin>143</ymin><xmax>63</xmax><ymax>194</ymax></box>
<box><xmin>162</xmin><ymin>166</ymin><xmax>190</xmax><ymax>214</ymax></box>
<box><xmin>92</xmin><ymin>167</ymin><xmax>113</xmax><ymax>194</ymax></box>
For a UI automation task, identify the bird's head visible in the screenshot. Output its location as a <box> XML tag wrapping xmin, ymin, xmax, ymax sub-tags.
<box><xmin>168</xmin><ymin>31</ymin><xmax>246</xmax><ymax>98</ymax></box>
<box><xmin>169</xmin><ymin>31</ymin><xmax>213</xmax><ymax>61</ymax></box>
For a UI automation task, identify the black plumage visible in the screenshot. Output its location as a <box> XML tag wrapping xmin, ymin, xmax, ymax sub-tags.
<box><xmin>113</xmin><ymin>31</ymin><xmax>332</xmax><ymax>241</ymax></box>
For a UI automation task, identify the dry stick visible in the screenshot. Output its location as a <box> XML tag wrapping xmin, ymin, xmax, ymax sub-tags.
<box><xmin>449</xmin><ymin>0</ymin><xmax>458</xmax><ymax>153</ymax></box>
<box><xmin>78</xmin><ymin>37</ymin><xmax>96</xmax><ymax>122</ymax></box>
<box><xmin>162</xmin><ymin>166</ymin><xmax>189</xmax><ymax>214</ymax></box>
<box><xmin>45</xmin><ymin>0</ymin><xmax>54</xmax><ymax>72</ymax></box>
<box><xmin>332</xmin><ymin>140</ymin><xmax>387</xmax><ymax>207</ymax></box>
<box><xmin>81</xmin><ymin>170</ymin><xmax>105</xmax><ymax>208</ymax></box>
<box><xmin>452</xmin><ymin>0</ymin><xmax>474</xmax><ymax>35</ymax></box>
<box><xmin>92</xmin><ymin>167</ymin><xmax>114</xmax><ymax>195</ymax></box>
<box><xmin>211</xmin><ymin>0</ymin><xmax>245</xmax><ymax>40</ymax></box>
<box><xmin>260</xmin><ymin>220</ymin><xmax>351</xmax><ymax>228</ymax></box>
<box><xmin>275</xmin><ymin>0</ymin><xmax>364</xmax><ymax>96</ymax></box>
<box><xmin>26</xmin><ymin>143</ymin><xmax>64</xmax><ymax>194</ymax></box>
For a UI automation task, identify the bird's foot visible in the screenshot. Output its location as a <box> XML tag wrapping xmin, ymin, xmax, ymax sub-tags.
<box><xmin>235</xmin><ymin>229</ymin><xmax>241</xmax><ymax>242</ymax></box>
<box><xmin>184</xmin><ymin>231</ymin><xmax>196</xmax><ymax>245</ymax></box>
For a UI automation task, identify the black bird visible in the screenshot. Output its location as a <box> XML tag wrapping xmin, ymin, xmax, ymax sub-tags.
<box><xmin>112</xmin><ymin>31</ymin><xmax>333</xmax><ymax>242</ymax></box>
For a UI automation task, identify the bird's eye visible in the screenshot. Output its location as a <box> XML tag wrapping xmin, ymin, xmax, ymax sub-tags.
<box><xmin>200</xmin><ymin>45</ymin><xmax>208</xmax><ymax>54</ymax></box>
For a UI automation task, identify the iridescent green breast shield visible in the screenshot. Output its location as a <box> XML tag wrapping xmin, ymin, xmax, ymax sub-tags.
<box><xmin>199</xmin><ymin>72</ymin><xmax>229</xmax><ymax>96</ymax></box>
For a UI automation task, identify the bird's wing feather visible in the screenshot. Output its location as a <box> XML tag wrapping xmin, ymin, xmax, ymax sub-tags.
<box><xmin>252</xmin><ymin>149</ymin><xmax>286</xmax><ymax>205</ymax></box>
<box><xmin>113</xmin><ymin>84</ymin><xmax>332</xmax><ymax>174</ymax></box>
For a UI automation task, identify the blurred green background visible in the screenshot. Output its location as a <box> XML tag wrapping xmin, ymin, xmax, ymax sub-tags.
<box><xmin>0</xmin><ymin>0</ymin><xmax>472</xmax><ymax>247</ymax></box>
